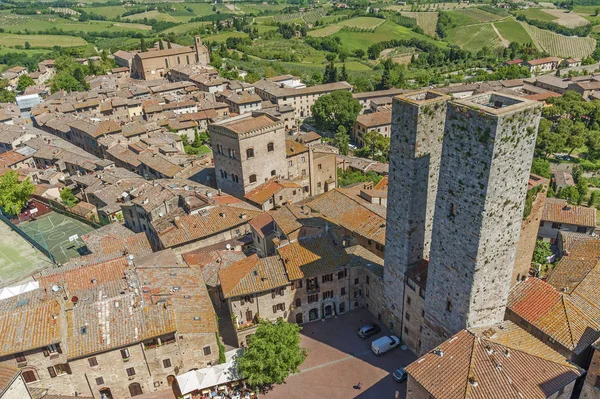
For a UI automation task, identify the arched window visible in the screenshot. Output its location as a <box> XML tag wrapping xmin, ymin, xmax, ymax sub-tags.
<box><xmin>246</xmin><ymin>148</ymin><xmax>254</xmax><ymax>159</ymax></box>
<box><xmin>22</xmin><ymin>370</ymin><xmax>37</xmax><ymax>383</ymax></box>
<box><xmin>267</xmin><ymin>142</ymin><xmax>274</xmax><ymax>152</ymax></box>
<box><xmin>271</xmin><ymin>170</ymin><xmax>276</xmax><ymax>176</ymax></box>
<box><xmin>164</xmin><ymin>59</ymin><xmax>169</xmax><ymax>69</ymax></box>
<box><xmin>249</xmin><ymin>174</ymin><xmax>257</xmax><ymax>183</ymax></box>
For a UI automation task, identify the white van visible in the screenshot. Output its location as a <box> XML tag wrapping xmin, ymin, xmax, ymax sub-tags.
<box><xmin>371</xmin><ymin>335</ymin><xmax>401</xmax><ymax>355</ymax></box>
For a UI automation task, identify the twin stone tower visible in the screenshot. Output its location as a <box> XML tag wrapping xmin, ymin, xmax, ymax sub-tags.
<box><xmin>383</xmin><ymin>91</ymin><xmax>542</xmax><ymax>354</ymax></box>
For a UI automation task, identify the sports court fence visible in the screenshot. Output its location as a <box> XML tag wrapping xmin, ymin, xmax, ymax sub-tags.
<box><xmin>0</xmin><ymin>212</ymin><xmax>56</xmax><ymax>264</ymax></box>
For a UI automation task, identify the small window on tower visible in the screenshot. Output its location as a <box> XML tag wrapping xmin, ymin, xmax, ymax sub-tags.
<box><xmin>446</xmin><ymin>300</ymin><xmax>453</xmax><ymax>312</ymax></box>
<box><xmin>450</xmin><ymin>203</ymin><xmax>456</xmax><ymax>217</ymax></box>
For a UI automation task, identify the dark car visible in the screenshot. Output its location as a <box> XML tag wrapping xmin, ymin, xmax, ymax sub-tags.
<box><xmin>358</xmin><ymin>323</ymin><xmax>381</xmax><ymax>339</ymax></box>
<box><xmin>392</xmin><ymin>368</ymin><xmax>407</xmax><ymax>383</ymax></box>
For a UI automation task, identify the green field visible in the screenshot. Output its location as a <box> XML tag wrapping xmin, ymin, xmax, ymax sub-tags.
<box><xmin>520</xmin><ymin>21</ymin><xmax>596</xmax><ymax>58</ymax></box>
<box><xmin>447</xmin><ymin>23</ymin><xmax>503</xmax><ymax>53</ymax></box>
<box><xmin>495</xmin><ymin>18</ymin><xmax>533</xmax><ymax>44</ymax></box>
<box><xmin>443</xmin><ymin>10</ymin><xmax>480</xmax><ymax>27</ymax></box>
<box><xmin>454</xmin><ymin>8</ymin><xmax>504</xmax><ymax>22</ymax></box>
<box><xmin>338</xmin><ymin>17</ymin><xmax>386</xmax><ymax>29</ymax></box>
<box><xmin>0</xmin><ymin>33</ymin><xmax>87</xmax><ymax>48</ymax></box>
<box><xmin>124</xmin><ymin>10</ymin><xmax>192</xmax><ymax>23</ymax></box>
<box><xmin>331</xmin><ymin>20</ymin><xmax>441</xmax><ymax>52</ymax></box>
<box><xmin>515</xmin><ymin>8</ymin><xmax>558</xmax><ymax>22</ymax></box>
<box><xmin>81</xmin><ymin>5</ymin><xmax>128</xmax><ymax>18</ymax></box>
<box><xmin>0</xmin><ymin>220</ymin><xmax>54</xmax><ymax>287</ymax></box>
<box><xmin>162</xmin><ymin>21</ymin><xmax>211</xmax><ymax>35</ymax></box>
<box><xmin>308</xmin><ymin>25</ymin><xmax>343</xmax><ymax>37</ymax></box>
<box><xmin>400</xmin><ymin>12</ymin><xmax>439</xmax><ymax>36</ymax></box>
<box><xmin>1</xmin><ymin>14</ymin><xmax>151</xmax><ymax>33</ymax></box>
<box><xmin>201</xmin><ymin>31</ymin><xmax>249</xmax><ymax>43</ymax></box>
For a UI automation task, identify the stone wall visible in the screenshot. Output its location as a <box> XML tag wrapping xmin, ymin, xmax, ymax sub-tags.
<box><xmin>384</xmin><ymin>91</ymin><xmax>449</xmax><ymax>335</ymax></box>
<box><xmin>2</xmin><ymin>373</ymin><xmax>32</xmax><ymax>399</ymax></box>
<box><xmin>512</xmin><ymin>188</ymin><xmax>547</xmax><ymax>286</ymax></box>
<box><xmin>580</xmin><ymin>345</ymin><xmax>600</xmax><ymax>399</ymax></box>
<box><xmin>401</xmin><ymin>280</ymin><xmax>426</xmax><ymax>354</ymax></box>
<box><xmin>421</xmin><ymin>94</ymin><xmax>542</xmax><ymax>353</ymax></box>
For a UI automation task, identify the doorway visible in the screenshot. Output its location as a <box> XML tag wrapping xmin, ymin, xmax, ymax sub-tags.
<box><xmin>99</xmin><ymin>388</ymin><xmax>113</xmax><ymax>399</ymax></box>
<box><xmin>128</xmin><ymin>383</ymin><xmax>143</xmax><ymax>397</ymax></box>
<box><xmin>324</xmin><ymin>305</ymin><xmax>332</xmax><ymax>318</ymax></box>
<box><xmin>309</xmin><ymin>308</ymin><xmax>319</xmax><ymax>321</ymax></box>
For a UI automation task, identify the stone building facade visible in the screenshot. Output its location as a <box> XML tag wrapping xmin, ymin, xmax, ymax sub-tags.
<box><xmin>383</xmin><ymin>91</ymin><xmax>449</xmax><ymax>338</ymax></box>
<box><xmin>0</xmin><ymin>368</ymin><xmax>33</xmax><ymax>399</ymax></box>
<box><xmin>131</xmin><ymin>37</ymin><xmax>210</xmax><ymax>80</ymax></box>
<box><xmin>210</xmin><ymin>113</ymin><xmax>287</xmax><ymax>198</ymax></box>
<box><xmin>420</xmin><ymin>93</ymin><xmax>542</xmax><ymax>353</ymax></box>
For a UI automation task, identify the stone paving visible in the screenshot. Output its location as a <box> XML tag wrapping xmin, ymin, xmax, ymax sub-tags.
<box><xmin>263</xmin><ymin>308</ymin><xmax>417</xmax><ymax>399</ymax></box>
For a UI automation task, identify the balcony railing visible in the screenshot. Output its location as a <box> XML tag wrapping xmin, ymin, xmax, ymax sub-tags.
<box><xmin>306</xmin><ymin>286</ymin><xmax>320</xmax><ymax>295</ymax></box>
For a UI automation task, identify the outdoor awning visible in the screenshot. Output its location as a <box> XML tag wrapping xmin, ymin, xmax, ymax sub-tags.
<box><xmin>176</xmin><ymin>348</ymin><xmax>244</xmax><ymax>395</ymax></box>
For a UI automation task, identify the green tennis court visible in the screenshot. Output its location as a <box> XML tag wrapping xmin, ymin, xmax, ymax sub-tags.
<box><xmin>19</xmin><ymin>212</ymin><xmax>95</xmax><ymax>265</ymax></box>
<box><xmin>0</xmin><ymin>220</ymin><xmax>54</xmax><ymax>287</ymax></box>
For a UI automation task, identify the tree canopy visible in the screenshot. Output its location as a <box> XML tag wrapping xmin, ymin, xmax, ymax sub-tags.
<box><xmin>238</xmin><ymin>319</ymin><xmax>307</xmax><ymax>388</ymax></box>
<box><xmin>0</xmin><ymin>171</ymin><xmax>34</xmax><ymax>215</ymax></box>
<box><xmin>311</xmin><ymin>90</ymin><xmax>361</xmax><ymax>132</ymax></box>
<box><xmin>16</xmin><ymin>74</ymin><xmax>35</xmax><ymax>92</ymax></box>
<box><xmin>60</xmin><ymin>188</ymin><xmax>78</xmax><ymax>208</ymax></box>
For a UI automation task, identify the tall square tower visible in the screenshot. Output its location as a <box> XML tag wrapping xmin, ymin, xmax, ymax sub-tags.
<box><xmin>420</xmin><ymin>93</ymin><xmax>542</xmax><ymax>353</ymax></box>
<box><xmin>383</xmin><ymin>91</ymin><xmax>450</xmax><ymax>329</ymax></box>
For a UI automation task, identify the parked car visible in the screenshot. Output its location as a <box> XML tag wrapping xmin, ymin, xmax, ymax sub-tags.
<box><xmin>392</xmin><ymin>367</ymin><xmax>407</xmax><ymax>383</ymax></box>
<box><xmin>371</xmin><ymin>335</ymin><xmax>401</xmax><ymax>355</ymax></box>
<box><xmin>357</xmin><ymin>323</ymin><xmax>381</xmax><ymax>339</ymax></box>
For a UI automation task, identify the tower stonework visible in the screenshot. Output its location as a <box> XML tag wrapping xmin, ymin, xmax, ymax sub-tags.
<box><xmin>383</xmin><ymin>91</ymin><xmax>450</xmax><ymax>332</ymax></box>
<box><xmin>420</xmin><ymin>93</ymin><xmax>542</xmax><ymax>354</ymax></box>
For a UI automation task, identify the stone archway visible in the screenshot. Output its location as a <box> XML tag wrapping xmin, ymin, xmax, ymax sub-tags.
<box><xmin>168</xmin><ymin>375</ymin><xmax>182</xmax><ymax>397</ymax></box>
<box><xmin>128</xmin><ymin>382</ymin><xmax>143</xmax><ymax>397</ymax></box>
<box><xmin>99</xmin><ymin>388</ymin><xmax>113</xmax><ymax>399</ymax></box>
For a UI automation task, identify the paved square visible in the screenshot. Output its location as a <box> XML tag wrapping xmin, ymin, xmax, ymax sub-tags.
<box><xmin>264</xmin><ymin>308</ymin><xmax>417</xmax><ymax>399</ymax></box>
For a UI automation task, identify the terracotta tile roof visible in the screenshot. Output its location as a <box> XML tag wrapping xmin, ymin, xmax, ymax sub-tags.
<box><xmin>524</xmin><ymin>92</ymin><xmax>562</xmax><ymax>102</ymax></box>
<box><xmin>295</xmin><ymin>131</ymin><xmax>321</xmax><ymax>144</ymax></box>
<box><xmin>405</xmin><ymin>260</ymin><xmax>429</xmax><ymax>290</ymax></box>
<box><xmin>558</xmin><ymin>230</ymin><xmax>599</xmax><ymax>256</ymax></box>
<box><xmin>0</xmin><ymin>299</ymin><xmax>61</xmax><ymax>357</ymax></box>
<box><xmin>40</xmin><ymin>257</ymin><xmax>129</xmax><ymax>295</ymax></box>
<box><xmin>248</xmin><ymin>212</ymin><xmax>274</xmax><ymax>238</ymax></box>
<box><xmin>219</xmin><ymin>254</ymin><xmax>288</xmax><ymax>298</ymax></box>
<box><xmin>220</xmin><ymin>114</ymin><xmax>279</xmax><ymax>135</ymax></box>
<box><xmin>138</xmin><ymin>152</ymin><xmax>182</xmax><ymax>178</ymax></box>
<box><xmin>244</xmin><ymin>180</ymin><xmax>300</xmax><ymax>205</ymax></box>
<box><xmin>66</xmin><ymin>293</ymin><xmax>176</xmax><ymax>359</ymax></box>
<box><xmin>527</xmin><ymin>57</ymin><xmax>562</xmax><ymax>66</ymax></box>
<box><xmin>355</xmin><ymin>110</ymin><xmax>392</xmax><ymax>128</ymax></box>
<box><xmin>0</xmin><ymin>150</ymin><xmax>26</xmax><ymax>168</ymax></box>
<box><xmin>183</xmin><ymin>248</ymin><xmax>247</xmax><ymax>287</ymax></box>
<box><xmin>345</xmin><ymin>245</ymin><xmax>383</xmax><ymax>278</ymax></box>
<box><xmin>136</xmin><ymin>264</ymin><xmax>217</xmax><ymax>335</ymax></box>
<box><xmin>507</xmin><ymin>278</ymin><xmax>600</xmax><ymax>354</ymax></box>
<box><xmin>405</xmin><ymin>325</ymin><xmax>583</xmax><ymax>399</ymax></box>
<box><xmin>269</xmin><ymin>204</ymin><xmax>316</xmax><ymax>235</ymax></box>
<box><xmin>307</xmin><ymin>189</ymin><xmax>386</xmax><ymax>245</ymax></box>
<box><xmin>285</xmin><ymin>139</ymin><xmax>309</xmax><ymax>157</ymax></box>
<box><xmin>136</xmin><ymin>46</ymin><xmax>195</xmax><ymax>59</ymax></box>
<box><xmin>277</xmin><ymin>234</ymin><xmax>350</xmax><ymax>280</ymax></box>
<box><xmin>542</xmin><ymin>198</ymin><xmax>596</xmax><ymax>227</ymax></box>
<box><xmin>0</xmin><ymin>365</ymin><xmax>18</xmax><ymax>393</ymax></box>
<box><xmin>155</xmin><ymin>204</ymin><xmax>262</xmax><ymax>248</ymax></box>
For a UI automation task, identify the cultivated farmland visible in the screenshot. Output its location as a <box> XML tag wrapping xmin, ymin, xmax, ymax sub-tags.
<box><xmin>0</xmin><ymin>33</ymin><xmax>87</xmax><ymax>48</ymax></box>
<box><xmin>400</xmin><ymin>12</ymin><xmax>439</xmax><ymax>36</ymax></box>
<box><xmin>520</xmin><ymin>21</ymin><xmax>596</xmax><ymax>58</ymax></box>
<box><xmin>338</xmin><ymin>17</ymin><xmax>386</xmax><ymax>29</ymax></box>
<box><xmin>307</xmin><ymin>25</ymin><xmax>343</xmax><ymax>37</ymax></box>
<box><xmin>446</xmin><ymin>23</ymin><xmax>503</xmax><ymax>53</ymax></box>
<box><xmin>495</xmin><ymin>18</ymin><xmax>533</xmax><ymax>45</ymax></box>
<box><xmin>541</xmin><ymin>9</ymin><xmax>590</xmax><ymax>28</ymax></box>
<box><xmin>453</xmin><ymin>8</ymin><xmax>504</xmax><ymax>23</ymax></box>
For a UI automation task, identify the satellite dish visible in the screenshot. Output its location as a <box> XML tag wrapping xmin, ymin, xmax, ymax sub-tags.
<box><xmin>226</xmin><ymin>244</ymin><xmax>231</xmax><ymax>250</ymax></box>
<box><xmin>52</xmin><ymin>285</ymin><xmax>60</xmax><ymax>292</ymax></box>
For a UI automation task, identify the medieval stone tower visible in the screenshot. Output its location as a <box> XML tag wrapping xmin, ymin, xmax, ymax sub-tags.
<box><xmin>383</xmin><ymin>91</ymin><xmax>450</xmax><ymax>330</ymax></box>
<box><xmin>420</xmin><ymin>93</ymin><xmax>542</xmax><ymax>353</ymax></box>
<box><xmin>194</xmin><ymin>36</ymin><xmax>210</xmax><ymax>66</ymax></box>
